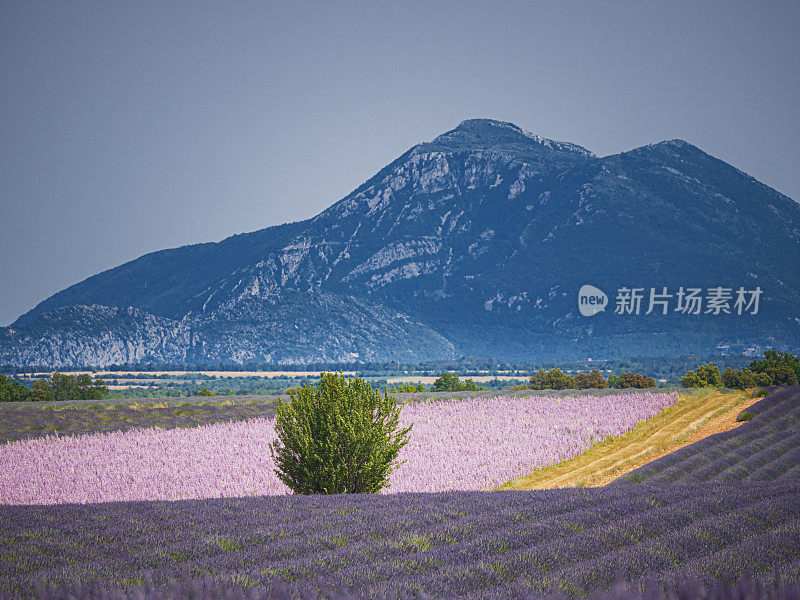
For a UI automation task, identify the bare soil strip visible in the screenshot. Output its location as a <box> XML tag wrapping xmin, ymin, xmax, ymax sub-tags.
<box><xmin>501</xmin><ymin>389</ymin><xmax>760</xmax><ymax>490</ymax></box>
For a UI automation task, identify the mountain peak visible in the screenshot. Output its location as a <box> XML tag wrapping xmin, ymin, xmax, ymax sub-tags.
<box><xmin>426</xmin><ymin>118</ymin><xmax>595</xmax><ymax>157</ymax></box>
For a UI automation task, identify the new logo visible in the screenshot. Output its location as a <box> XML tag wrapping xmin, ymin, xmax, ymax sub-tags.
<box><xmin>578</xmin><ymin>284</ymin><xmax>608</xmax><ymax>317</ymax></box>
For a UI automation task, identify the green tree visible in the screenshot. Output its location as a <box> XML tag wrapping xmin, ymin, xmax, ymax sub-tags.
<box><xmin>721</xmin><ymin>368</ymin><xmax>757</xmax><ymax>390</ymax></box>
<box><xmin>528</xmin><ymin>369</ymin><xmax>575</xmax><ymax>390</ymax></box>
<box><xmin>753</xmin><ymin>371</ymin><xmax>774</xmax><ymax>387</ymax></box>
<box><xmin>432</xmin><ymin>372</ymin><xmax>486</xmax><ymax>392</ymax></box>
<box><xmin>680</xmin><ymin>370</ymin><xmax>704</xmax><ymax>388</ymax></box>
<box><xmin>28</xmin><ymin>372</ymin><xmax>109</xmax><ymax>402</ymax></box>
<box><xmin>432</xmin><ymin>372</ymin><xmax>461</xmax><ymax>391</ymax></box>
<box><xmin>763</xmin><ymin>365</ymin><xmax>799</xmax><ymax>386</ymax></box>
<box><xmin>617</xmin><ymin>372</ymin><xmax>656</xmax><ymax>388</ymax></box>
<box><xmin>390</xmin><ymin>383</ymin><xmax>426</xmax><ymax>393</ymax></box>
<box><xmin>198</xmin><ymin>387</ymin><xmax>215</xmax><ymax>396</ymax></box>
<box><xmin>696</xmin><ymin>363</ymin><xmax>722</xmax><ymax>387</ymax></box>
<box><xmin>0</xmin><ymin>374</ymin><xmax>32</xmax><ymax>402</ymax></box>
<box><xmin>270</xmin><ymin>373</ymin><xmax>411</xmax><ymax>495</ymax></box>
<box><xmin>750</xmin><ymin>351</ymin><xmax>800</xmax><ymax>380</ymax></box>
<box><xmin>573</xmin><ymin>370</ymin><xmax>607</xmax><ymax>389</ymax></box>
<box><xmin>680</xmin><ymin>363</ymin><xmax>721</xmax><ymax>388</ymax></box>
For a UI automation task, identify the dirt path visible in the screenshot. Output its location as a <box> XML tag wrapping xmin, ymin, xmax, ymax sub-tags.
<box><xmin>501</xmin><ymin>390</ymin><xmax>761</xmax><ymax>490</ymax></box>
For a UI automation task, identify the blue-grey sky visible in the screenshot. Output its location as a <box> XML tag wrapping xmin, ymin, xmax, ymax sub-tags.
<box><xmin>1</xmin><ymin>1</ymin><xmax>798</xmax><ymax>326</ymax></box>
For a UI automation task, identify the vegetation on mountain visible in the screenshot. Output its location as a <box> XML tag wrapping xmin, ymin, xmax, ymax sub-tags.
<box><xmin>3</xmin><ymin>120</ymin><xmax>800</xmax><ymax>366</ymax></box>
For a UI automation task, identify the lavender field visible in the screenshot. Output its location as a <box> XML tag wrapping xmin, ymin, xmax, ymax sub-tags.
<box><xmin>3</xmin><ymin>481</ymin><xmax>799</xmax><ymax>599</ymax></box>
<box><xmin>0</xmin><ymin>392</ymin><xmax>676</xmax><ymax>504</ymax></box>
<box><xmin>2</xmin><ymin>388</ymin><xmax>799</xmax><ymax>600</ymax></box>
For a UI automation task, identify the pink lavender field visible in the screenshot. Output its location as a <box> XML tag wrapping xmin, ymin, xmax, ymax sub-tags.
<box><xmin>0</xmin><ymin>392</ymin><xmax>677</xmax><ymax>505</ymax></box>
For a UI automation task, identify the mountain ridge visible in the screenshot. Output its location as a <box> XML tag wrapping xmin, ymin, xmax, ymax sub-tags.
<box><xmin>4</xmin><ymin>119</ymin><xmax>799</xmax><ymax>367</ymax></box>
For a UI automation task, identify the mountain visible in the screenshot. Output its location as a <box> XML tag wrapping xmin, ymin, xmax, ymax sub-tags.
<box><xmin>3</xmin><ymin>119</ymin><xmax>800</xmax><ymax>367</ymax></box>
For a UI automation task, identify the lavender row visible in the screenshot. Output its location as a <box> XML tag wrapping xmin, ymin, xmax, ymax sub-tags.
<box><xmin>618</xmin><ymin>386</ymin><xmax>800</xmax><ymax>485</ymax></box>
<box><xmin>25</xmin><ymin>574</ymin><xmax>800</xmax><ymax>600</ymax></box>
<box><xmin>0</xmin><ymin>402</ymin><xmax>277</xmax><ymax>445</ymax></box>
<box><xmin>2</xmin><ymin>482</ymin><xmax>798</xmax><ymax>598</ymax></box>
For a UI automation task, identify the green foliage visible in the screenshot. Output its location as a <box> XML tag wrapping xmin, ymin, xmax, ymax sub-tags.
<box><xmin>736</xmin><ymin>410</ymin><xmax>755</xmax><ymax>422</ymax></box>
<box><xmin>679</xmin><ymin>371</ymin><xmax>703</xmax><ymax>388</ymax></box>
<box><xmin>721</xmin><ymin>368</ymin><xmax>756</xmax><ymax>390</ymax></box>
<box><xmin>528</xmin><ymin>369</ymin><xmax>575</xmax><ymax>390</ymax></box>
<box><xmin>0</xmin><ymin>374</ymin><xmax>32</xmax><ymax>402</ymax></box>
<box><xmin>197</xmin><ymin>387</ymin><xmax>215</xmax><ymax>396</ymax></box>
<box><xmin>616</xmin><ymin>372</ymin><xmax>656</xmax><ymax>388</ymax></box>
<box><xmin>607</xmin><ymin>374</ymin><xmax>623</xmax><ymax>389</ymax></box>
<box><xmin>573</xmin><ymin>370</ymin><xmax>607</xmax><ymax>389</ymax></box>
<box><xmin>680</xmin><ymin>363</ymin><xmax>722</xmax><ymax>388</ymax></box>
<box><xmin>29</xmin><ymin>373</ymin><xmax>109</xmax><ymax>402</ymax></box>
<box><xmin>432</xmin><ymin>372</ymin><xmax>486</xmax><ymax>392</ymax></box>
<box><xmin>749</xmin><ymin>351</ymin><xmax>800</xmax><ymax>381</ymax></box>
<box><xmin>761</xmin><ymin>365</ymin><xmax>798</xmax><ymax>386</ymax></box>
<box><xmin>390</xmin><ymin>383</ymin><xmax>426</xmax><ymax>393</ymax></box>
<box><xmin>270</xmin><ymin>373</ymin><xmax>411</xmax><ymax>495</ymax></box>
<box><xmin>751</xmin><ymin>387</ymin><xmax>770</xmax><ymax>398</ymax></box>
<box><xmin>753</xmin><ymin>372</ymin><xmax>774</xmax><ymax>386</ymax></box>
<box><xmin>696</xmin><ymin>363</ymin><xmax>723</xmax><ymax>387</ymax></box>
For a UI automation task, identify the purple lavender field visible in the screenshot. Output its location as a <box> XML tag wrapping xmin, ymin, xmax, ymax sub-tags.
<box><xmin>0</xmin><ymin>392</ymin><xmax>675</xmax><ymax>504</ymax></box>
<box><xmin>1</xmin><ymin>388</ymin><xmax>799</xmax><ymax>599</ymax></box>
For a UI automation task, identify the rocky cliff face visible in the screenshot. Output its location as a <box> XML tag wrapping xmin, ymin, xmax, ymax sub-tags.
<box><xmin>3</xmin><ymin>119</ymin><xmax>799</xmax><ymax>367</ymax></box>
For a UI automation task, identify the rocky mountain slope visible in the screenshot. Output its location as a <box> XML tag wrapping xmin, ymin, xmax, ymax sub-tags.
<box><xmin>3</xmin><ymin>119</ymin><xmax>799</xmax><ymax>367</ymax></box>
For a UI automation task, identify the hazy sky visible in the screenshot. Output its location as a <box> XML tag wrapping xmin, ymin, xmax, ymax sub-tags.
<box><xmin>1</xmin><ymin>1</ymin><xmax>798</xmax><ymax>325</ymax></box>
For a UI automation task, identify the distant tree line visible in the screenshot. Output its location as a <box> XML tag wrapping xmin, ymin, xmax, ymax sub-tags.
<box><xmin>526</xmin><ymin>369</ymin><xmax>655</xmax><ymax>390</ymax></box>
<box><xmin>680</xmin><ymin>352</ymin><xmax>799</xmax><ymax>389</ymax></box>
<box><xmin>0</xmin><ymin>353</ymin><xmax>757</xmax><ymax>383</ymax></box>
<box><xmin>0</xmin><ymin>373</ymin><xmax>109</xmax><ymax>402</ymax></box>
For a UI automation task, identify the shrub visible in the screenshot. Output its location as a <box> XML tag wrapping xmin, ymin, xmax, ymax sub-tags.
<box><xmin>197</xmin><ymin>387</ymin><xmax>215</xmax><ymax>396</ymax></box>
<box><xmin>270</xmin><ymin>373</ymin><xmax>411</xmax><ymax>494</ymax></box>
<box><xmin>751</xmin><ymin>387</ymin><xmax>770</xmax><ymax>398</ymax></box>
<box><xmin>573</xmin><ymin>370</ymin><xmax>607</xmax><ymax>389</ymax></box>
<box><xmin>528</xmin><ymin>369</ymin><xmax>575</xmax><ymax>390</ymax></box>
<box><xmin>736</xmin><ymin>410</ymin><xmax>755</xmax><ymax>422</ymax></box>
